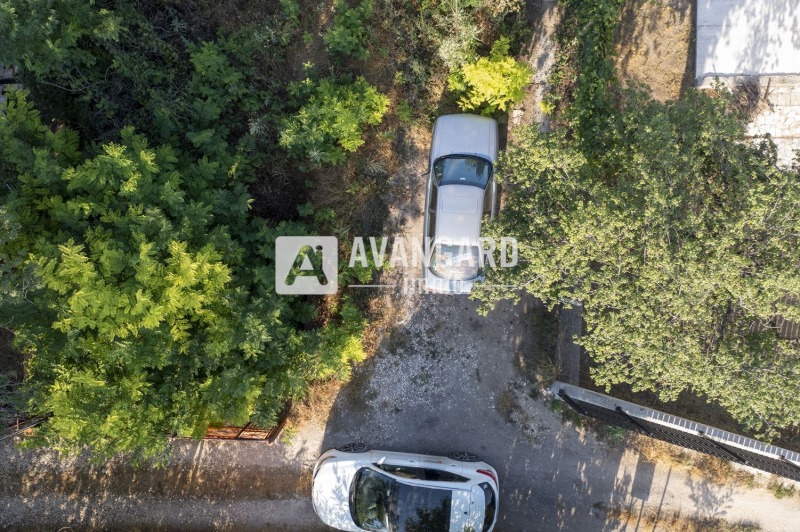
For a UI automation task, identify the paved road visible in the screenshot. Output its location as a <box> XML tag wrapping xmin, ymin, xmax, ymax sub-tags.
<box><xmin>0</xmin><ymin>493</ymin><xmax>327</xmax><ymax>531</ymax></box>
<box><xmin>0</xmin><ymin>437</ymin><xmax>327</xmax><ymax>530</ymax></box>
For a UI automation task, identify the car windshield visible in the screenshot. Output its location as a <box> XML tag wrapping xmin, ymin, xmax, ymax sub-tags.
<box><xmin>433</xmin><ymin>155</ymin><xmax>492</xmax><ymax>189</ymax></box>
<box><xmin>351</xmin><ymin>468</ymin><xmax>453</xmax><ymax>532</ymax></box>
<box><xmin>430</xmin><ymin>244</ymin><xmax>481</xmax><ymax>280</ymax></box>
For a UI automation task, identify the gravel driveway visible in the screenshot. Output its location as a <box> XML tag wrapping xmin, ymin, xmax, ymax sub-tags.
<box><xmin>320</xmin><ymin>290</ymin><xmax>800</xmax><ymax>532</ymax></box>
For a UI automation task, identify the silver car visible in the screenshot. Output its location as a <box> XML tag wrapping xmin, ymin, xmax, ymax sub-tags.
<box><xmin>311</xmin><ymin>444</ymin><xmax>500</xmax><ymax>532</ymax></box>
<box><xmin>423</xmin><ymin>114</ymin><xmax>499</xmax><ymax>294</ymax></box>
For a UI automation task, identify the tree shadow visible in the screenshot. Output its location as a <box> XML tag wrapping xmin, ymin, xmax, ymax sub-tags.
<box><xmin>684</xmin><ymin>475</ymin><xmax>735</xmax><ymax>520</ymax></box>
<box><xmin>0</xmin><ymin>437</ymin><xmax>322</xmax><ymax>530</ymax></box>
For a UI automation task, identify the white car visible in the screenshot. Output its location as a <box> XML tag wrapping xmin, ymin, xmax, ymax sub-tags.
<box><xmin>423</xmin><ymin>114</ymin><xmax>499</xmax><ymax>294</ymax></box>
<box><xmin>312</xmin><ymin>443</ymin><xmax>499</xmax><ymax>532</ymax></box>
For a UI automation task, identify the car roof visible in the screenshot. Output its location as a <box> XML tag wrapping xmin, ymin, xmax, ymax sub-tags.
<box><xmin>435</xmin><ymin>184</ymin><xmax>483</xmax><ymax>242</ymax></box>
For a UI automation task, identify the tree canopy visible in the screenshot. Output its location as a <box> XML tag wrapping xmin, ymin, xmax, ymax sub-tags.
<box><xmin>0</xmin><ymin>0</ymin><xmax>369</xmax><ymax>462</ymax></box>
<box><xmin>479</xmin><ymin>88</ymin><xmax>800</xmax><ymax>438</ymax></box>
<box><xmin>1</xmin><ymin>89</ymin><xmax>365</xmax><ymax>462</ymax></box>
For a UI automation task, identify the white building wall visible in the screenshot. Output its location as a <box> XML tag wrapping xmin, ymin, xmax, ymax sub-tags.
<box><xmin>696</xmin><ymin>0</ymin><xmax>800</xmax><ymax>79</ymax></box>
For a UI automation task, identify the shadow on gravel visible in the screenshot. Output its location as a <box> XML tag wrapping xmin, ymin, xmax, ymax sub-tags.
<box><xmin>0</xmin><ymin>437</ymin><xmax>312</xmax><ymax>530</ymax></box>
<box><xmin>318</xmin><ymin>291</ymin><xmax>651</xmax><ymax>531</ymax></box>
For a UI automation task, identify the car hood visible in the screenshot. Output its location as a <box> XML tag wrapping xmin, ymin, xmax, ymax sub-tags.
<box><xmin>430</xmin><ymin>114</ymin><xmax>498</xmax><ymax>162</ymax></box>
<box><xmin>312</xmin><ymin>462</ymin><xmax>361</xmax><ymax>532</ymax></box>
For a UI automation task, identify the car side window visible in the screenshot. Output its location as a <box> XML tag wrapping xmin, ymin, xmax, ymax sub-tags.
<box><xmin>374</xmin><ymin>463</ymin><xmax>425</xmax><ymax>479</ymax></box>
<box><xmin>423</xmin><ymin>469</ymin><xmax>469</xmax><ymax>482</ymax></box>
<box><xmin>482</xmin><ymin>180</ymin><xmax>493</xmax><ymax>216</ymax></box>
<box><xmin>427</xmin><ymin>212</ymin><xmax>436</xmax><ymax>239</ymax></box>
<box><xmin>375</xmin><ymin>463</ymin><xmax>469</xmax><ymax>482</ymax></box>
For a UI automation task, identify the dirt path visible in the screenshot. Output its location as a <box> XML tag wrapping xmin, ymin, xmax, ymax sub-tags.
<box><xmin>515</xmin><ymin>0</ymin><xmax>562</xmax><ymax>130</ymax></box>
<box><xmin>0</xmin><ymin>437</ymin><xmax>324</xmax><ymax>530</ymax></box>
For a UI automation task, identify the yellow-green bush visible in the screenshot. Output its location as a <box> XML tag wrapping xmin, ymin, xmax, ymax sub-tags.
<box><xmin>280</xmin><ymin>76</ymin><xmax>389</xmax><ymax>166</ymax></box>
<box><xmin>448</xmin><ymin>37</ymin><xmax>533</xmax><ymax>116</ymax></box>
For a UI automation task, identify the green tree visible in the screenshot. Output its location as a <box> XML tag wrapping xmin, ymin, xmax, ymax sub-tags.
<box><xmin>0</xmin><ymin>91</ymin><xmax>365</xmax><ymax>463</ymax></box>
<box><xmin>0</xmin><ymin>0</ymin><xmax>368</xmax><ymax>463</ymax></box>
<box><xmin>479</xmin><ymin>88</ymin><xmax>800</xmax><ymax>438</ymax></box>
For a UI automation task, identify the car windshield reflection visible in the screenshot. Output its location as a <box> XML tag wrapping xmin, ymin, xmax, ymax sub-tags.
<box><xmin>433</xmin><ymin>155</ymin><xmax>492</xmax><ymax>189</ymax></box>
<box><xmin>351</xmin><ymin>468</ymin><xmax>453</xmax><ymax>532</ymax></box>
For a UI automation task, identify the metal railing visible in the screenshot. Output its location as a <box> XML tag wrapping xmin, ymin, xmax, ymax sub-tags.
<box><xmin>553</xmin><ymin>382</ymin><xmax>800</xmax><ymax>482</ymax></box>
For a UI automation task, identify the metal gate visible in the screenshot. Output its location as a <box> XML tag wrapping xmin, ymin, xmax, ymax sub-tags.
<box><xmin>203</xmin><ymin>401</ymin><xmax>292</xmax><ymax>443</ymax></box>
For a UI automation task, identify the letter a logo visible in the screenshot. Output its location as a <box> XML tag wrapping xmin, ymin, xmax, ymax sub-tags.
<box><xmin>275</xmin><ymin>236</ymin><xmax>338</xmax><ymax>294</ymax></box>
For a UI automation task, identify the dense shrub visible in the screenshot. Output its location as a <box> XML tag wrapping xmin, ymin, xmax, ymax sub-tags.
<box><xmin>448</xmin><ymin>37</ymin><xmax>533</xmax><ymax>115</ymax></box>
<box><xmin>0</xmin><ymin>0</ymin><xmax>122</xmax><ymax>77</ymax></box>
<box><xmin>431</xmin><ymin>0</ymin><xmax>481</xmax><ymax>69</ymax></box>
<box><xmin>420</xmin><ymin>0</ymin><xmax>527</xmax><ymax>70</ymax></box>
<box><xmin>323</xmin><ymin>0</ymin><xmax>374</xmax><ymax>60</ymax></box>
<box><xmin>279</xmin><ymin>0</ymin><xmax>301</xmax><ymax>25</ymax></box>
<box><xmin>0</xmin><ymin>0</ymin><xmax>250</xmax><ymax>142</ymax></box>
<box><xmin>480</xmin><ymin>0</ymin><xmax>524</xmax><ymax>18</ymax></box>
<box><xmin>279</xmin><ymin>76</ymin><xmax>389</xmax><ymax>166</ymax></box>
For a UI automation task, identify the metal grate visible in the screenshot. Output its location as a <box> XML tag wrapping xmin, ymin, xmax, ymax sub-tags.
<box><xmin>552</xmin><ymin>382</ymin><xmax>800</xmax><ymax>482</ymax></box>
